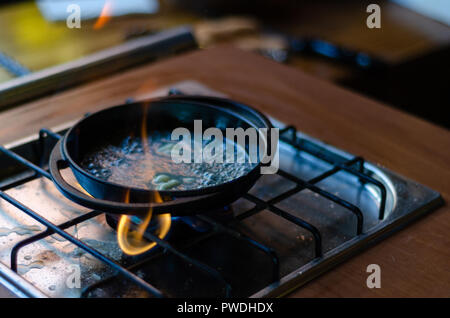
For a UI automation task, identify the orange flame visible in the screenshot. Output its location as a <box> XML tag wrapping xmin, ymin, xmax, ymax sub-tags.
<box><xmin>117</xmin><ymin>190</ymin><xmax>171</xmax><ymax>256</ymax></box>
<box><xmin>117</xmin><ymin>214</ymin><xmax>171</xmax><ymax>255</ymax></box>
<box><xmin>76</xmin><ymin>182</ymin><xmax>171</xmax><ymax>256</ymax></box>
<box><xmin>116</xmin><ymin>102</ymin><xmax>172</xmax><ymax>256</ymax></box>
<box><xmin>93</xmin><ymin>0</ymin><xmax>114</xmax><ymax>30</ymax></box>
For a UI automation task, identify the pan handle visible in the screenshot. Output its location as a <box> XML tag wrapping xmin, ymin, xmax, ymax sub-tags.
<box><xmin>49</xmin><ymin>141</ymin><xmax>238</xmax><ymax>215</ymax></box>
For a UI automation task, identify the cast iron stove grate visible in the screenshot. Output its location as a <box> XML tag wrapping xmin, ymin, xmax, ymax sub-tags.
<box><xmin>0</xmin><ymin>96</ymin><xmax>443</xmax><ymax>298</ymax></box>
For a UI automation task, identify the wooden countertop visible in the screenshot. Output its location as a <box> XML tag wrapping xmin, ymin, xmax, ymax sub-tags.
<box><xmin>0</xmin><ymin>46</ymin><xmax>449</xmax><ymax>297</ymax></box>
<box><xmin>276</xmin><ymin>1</ymin><xmax>450</xmax><ymax>65</ymax></box>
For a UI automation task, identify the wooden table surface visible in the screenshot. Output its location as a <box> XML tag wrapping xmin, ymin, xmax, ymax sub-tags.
<box><xmin>277</xmin><ymin>1</ymin><xmax>450</xmax><ymax>64</ymax></box>
<box><xmin>0</xmin><ymin>46</ymin><xmax>449</xmax><ymax>297</ymax></box>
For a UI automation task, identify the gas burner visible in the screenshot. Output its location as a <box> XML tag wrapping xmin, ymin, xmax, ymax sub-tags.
<box><xmin>105</xmin><ymin>205</ymin><xmax>234</xmax><ymax>239</ymax></box>
<box><xmin>0</xmin><ymin>84</ymin><xmax>443</xmax><ymax>298</ymax></box>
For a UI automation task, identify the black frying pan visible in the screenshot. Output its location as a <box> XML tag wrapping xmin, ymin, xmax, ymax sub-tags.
<box><xmin>49</xmin><ymin>96</ymin><xmax>273</xmax><ymax>216</ymax></box>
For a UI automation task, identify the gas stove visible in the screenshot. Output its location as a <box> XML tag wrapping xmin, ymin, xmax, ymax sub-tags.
<box><xmin>0</xmin><ymin>82</ymin><xmax>443</xmax><ymax>298</ymax></box>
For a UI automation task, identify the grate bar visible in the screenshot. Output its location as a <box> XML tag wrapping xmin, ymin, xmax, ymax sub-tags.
<box><xmin>135</xmin><ymin>223</ymin><xmax>233</xmax><ymax>297</ymax></box>
<box><xmin>0</xmin><ymin>146</ymin><xmax>51</xmax><ymax>180</ymax></box>
<box><xmin>0</xmin><ymin>170</ymin><xmax>37</xmax><ymax>191</ymax></box>
<box><xmin>38</xmin><ymin>129</ymin><xmax>62</xmax><ymax>168</ymax></box>
<box><xmin>0</xmin><ymin>190</ymin><xmax>165</xmax><ymax>298</ymax></box>
<box><xmin>334</xmin><ymin>164</ymin><xmax>387</xmax><ymax>219</ymax></box>
<box><xmin>243</xmin><ymin>193</ymin><xmax>323</xmax><ymax>257</ymax></box>
<box><xmin>268</xmin><ymin>157</ymin><xmax>363</xmax><ymax>206</ymax></box>
<box><xmin>277</xmin><ymin>169</ymin><xmax>364</xmax><ymax>234</ymax></box>
<box><xmin>281</xmin><ymin>129</ymin><xmax>387</xmax><ymax>220</ymax></box>
<box><xmin>10</xmin><ymin>210</ymin><xmax>102</xmax><ymax>272</ymax></box>
<box><xmin>197</xmin><ymin>215</ymin><xmax>280</xmax><ymax>282</ymax></box>
<box><xmin>81</xmin><ymin>229</ymin><xmax>222</xmax><ymax>298</ymax></box>
<box><xmin>39</xmin><ymin>128</ymin><xmax>62</xmax><ymax>141</ymax></box>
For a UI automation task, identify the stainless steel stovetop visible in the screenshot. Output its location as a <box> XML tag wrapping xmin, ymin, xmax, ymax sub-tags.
<box><xmin>0</xmin><ymin>81</ymin><xmax>443</xmax><ymax>298</ymax></box>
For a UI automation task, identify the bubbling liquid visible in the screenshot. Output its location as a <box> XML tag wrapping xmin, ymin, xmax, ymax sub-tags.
<box><xmin>80</xmin><ymin>133</ymin><xmax>256</xmax><ymax>191</ymax></box>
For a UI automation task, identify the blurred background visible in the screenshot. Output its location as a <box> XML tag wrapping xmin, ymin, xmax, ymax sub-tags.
<box><xmin>0</xmin><ymin>0</ymin><xmax>449</xmax><ymax>127</ymax></box>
